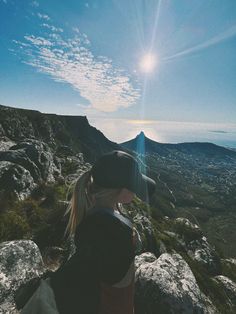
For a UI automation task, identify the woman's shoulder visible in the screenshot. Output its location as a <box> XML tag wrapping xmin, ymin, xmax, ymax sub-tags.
<box><xmin>87</xmin><ymin>208</ymin><xmax>133</xmax><ymax>231</ymax></box>
<box><xmin>75</xmin><ymin>208</ymin><xmax>132</xmax><ymax>243</ymax></box>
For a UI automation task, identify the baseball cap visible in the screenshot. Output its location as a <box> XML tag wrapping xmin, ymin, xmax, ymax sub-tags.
<box><xmin>91</xmin><ymin>150</ymin><xmax>156</xmax><ymax>203</ymax></box>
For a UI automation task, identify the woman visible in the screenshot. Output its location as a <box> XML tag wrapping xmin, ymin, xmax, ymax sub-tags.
<box><xmin>21</xmin><ymin>150</ymin><xmax>156</xmax><ymax>314</ymax></box>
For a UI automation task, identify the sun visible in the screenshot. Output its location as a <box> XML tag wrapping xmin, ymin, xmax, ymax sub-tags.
<box><xmin>139</xmin><ymin>53</ymin><xmax>158</xmax><ymax>73</ymax></box>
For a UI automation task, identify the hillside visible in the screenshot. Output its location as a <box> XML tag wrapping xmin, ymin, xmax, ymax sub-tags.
<box><xmin>0</xmin><ymin>104</ymin><xmax>124</xmax><ymax>163</ymax></box>
<box><xmin>0</xmin><ymin>106</ymin><xmax>236</xmax><ymax>313</ymax></box>
<box><xmin>121</xmin><ymin>131</ymin><xmax>236</xmax><ymax>257</ymax></box>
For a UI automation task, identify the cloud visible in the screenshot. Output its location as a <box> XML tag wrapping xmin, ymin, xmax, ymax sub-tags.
<box><xmin>13</xmin><ymin>24</ymin><xmax>140</xmax><ymax>113</ymax></box>
<box><xmin>41</xmin><ymin>23</ymin><xmax>63</xmax><ymax>33</ymax></box>
<box><xmin>31</xmin><ymin>1</ymin><xmax>39</xmax><ymax>7</ymax></box>
<box><xmin>37</xmin><ymin>13</ymin><xmax>50</xmax><ymax>21</ymax></box>
<box><xmin>210</xmin><ymin>130</ymin><xmax>229</xmax><ymax>134</ymax></box>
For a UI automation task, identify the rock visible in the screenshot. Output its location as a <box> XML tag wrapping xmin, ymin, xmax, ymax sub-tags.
<box><xmin>55</xmin><ymin>145</ymin><xmax>74</xmax><ymax>157</ymax></box>
<box><xmin>0</xmin><ymin>240</ymin><xmax>45</xmax><ymax>311</ymax></box>
<box><xmin>214</xmin><ymin>275</ymin><xmax>236</xmax><ymax>309</ymax></box>
<box><xmin>0</xmin><ymin>138</ymin><xmax>16</xmax><ymax>151</ymax></box>
<box><xmin>134</xmin><ymin>252</ymin><xmax>217</xmax><ymax>314</ymax></box>
<box><xmin>187</xmin><ymin>236</ymin><xmax>221</xmax><ymax>275</ymax></box>
<box><xmin>0</xmin><ymin>161</ymin><xmax>36</xmax><ymax>201</ymax></box>
<box><xmin>135</xmin><ymin>252</ymin><xmax>157</xmax><ymax>270</ymax></box>
<box><xmin>174</xmin><ymin>218</ymin><xmax>203</xmax><ymax>241</ymax></box>
<box><xmin>174</xmin><ymin>218</ymin><xmax>221</xmax><ymax>275</ymax></box>
<box><xmin>0</xmin><ymin>139</ymin><xmax>61</xmax><ymax>183</ymax></box>
<box><xmin>133</xmin><ymin>214</ymin><xmax>158</xmax><ymax>255</ymax></box>
<box><xmin>223</xmin><ymin>258</ymin><xmax>236</xmax><ymax>267</ymax></box>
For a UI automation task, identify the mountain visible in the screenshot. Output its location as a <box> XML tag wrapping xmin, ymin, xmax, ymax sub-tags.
<box><xmin>121</xmin><ymin>131</ymin><xmax>236</xmax><ymax>259</ymax></box>
<box><xmin>1</xmin><ymin>106</ymin><xmax>236</xmax><ymax>313</ymax></box>
<box><xmin>0</xmin><ymin>104</ymin><xmax>128</xmax><ymax>163</ymax></box>
<box><xmin>121</xmin><ymin>131</ymin><xmax>236</xmax><ymax>159</ymax></box>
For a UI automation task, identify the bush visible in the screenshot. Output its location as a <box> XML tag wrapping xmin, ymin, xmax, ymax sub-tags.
<box><xmin>0</xmin><ymin>210</ymin><xmax>30</xmax><ymax>242</ymax></box>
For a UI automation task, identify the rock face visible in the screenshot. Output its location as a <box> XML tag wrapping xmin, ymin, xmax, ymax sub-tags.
<box><xmin>214</xmin><ymin>275</ymin><xmax>236</xmax><ymax>309</ymax></box>
<box><xmin>174</xmin><ymin>218</ymin><xmax>221</xmax><ymax>275</ymax></box>
<box><xmin>133</xmin><ymin>214</ymin><xmax>158</xmax><ymax>255</ymax></box>
<box><xmin>0</xmin><ymin>240</ymin><xmax>45</xmax><ymax>312</ymax></box>
<box><xmin>0</xmin><ymin>161</ymin><xmax>36</xmax><ymax>200</ymax></box>
<box><xmin>0</xmin><ymin>139</ymin><xmax>62</xmax><ymax>200</ymax></box>
<box><xmin>134</xmin><ymin>252</ymin><xmax>217</xmax><ymax>314</ymax></box>
<box><xmin>0</xmin><ymin>139</ymin><xmax>61</xmax><ymax>183</ymax></box>
<box><xmin>0</xmin><ymin>104</ymin><xmax>123</xmax><ymax>163</ymax></box>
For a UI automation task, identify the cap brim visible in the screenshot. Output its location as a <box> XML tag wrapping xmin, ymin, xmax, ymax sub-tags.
<box><xmin>133</xmin><ymin>173</ymin><xmax>156</xmax><ymax>204</ymax></box>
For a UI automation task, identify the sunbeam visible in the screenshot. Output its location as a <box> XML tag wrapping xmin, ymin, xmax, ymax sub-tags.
<box><xmin>163</xmin><ymin>25</ymin><xmax>236</xmax><ymax>62</ymax></box>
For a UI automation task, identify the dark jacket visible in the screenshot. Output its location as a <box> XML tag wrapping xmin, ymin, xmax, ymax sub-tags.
<box><xmin>50</xmin><ymin>208</ymin><xmax>135</xmax><ymax>314</ymax></box>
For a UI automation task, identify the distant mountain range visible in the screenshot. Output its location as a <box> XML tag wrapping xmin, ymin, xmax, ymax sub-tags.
<box><xmin>1</xmin><ymin>104</ymin><xmax>235</xmax><ymax>163</ymax></box>
<box><xmin>121</xmin><ymin>131</ymin><xmax>236</xmax><ymax>159</ymax></box>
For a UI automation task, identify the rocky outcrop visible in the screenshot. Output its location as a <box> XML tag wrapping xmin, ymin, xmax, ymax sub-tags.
<box><xmin>214</xmin><ymin>275</ymin><xmax>236</xmax><ymax>310</ymax></box>
<box><xmin>134</xmin><ymin>252</ymin><xmax>217</xmax><ymax>314</ymax></box>
<box><xmin>0</xmin><ymin>104</ymin><xmax>124</xmax><ymax>163</ymax></box>
<box><xmin>0</xmin><ymin>139</ymin><xmax>61</xmax><ymax>183</ymax></box>
<box><xmin>0</xmin><ymin>240</ymin><xmax>45</xmax><ymax>313</ymax></box>
<box><xmin>174</xmin><ymin>218</ymin><xmax>221</xmax><ymax>275</ymax></box>
<box><xmin>0</xmin><ymin>139</ymin><xmax>62</xmax><ymax>200</ymax></box>
<box><xmin>133</xmin><ymin>214</ymin><xmax>158</xmax><ymax>255</ymax></box>
<box><xmin>0</xmin><ymin>161</ymin><xmax>36</xmax><ymax>200</ymax></box>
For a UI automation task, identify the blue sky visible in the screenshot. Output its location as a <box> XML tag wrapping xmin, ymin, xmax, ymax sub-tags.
<box><xmin>0</xmin><ymin>0</ymin><xmax>236</xmax><ymax>145</ymax></box>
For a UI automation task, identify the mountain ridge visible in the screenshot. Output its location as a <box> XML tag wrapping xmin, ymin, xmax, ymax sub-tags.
<box><xmin>121</xmin><ymin>130</ymin><xmax>236</xmax><ymax>159</ymax></box>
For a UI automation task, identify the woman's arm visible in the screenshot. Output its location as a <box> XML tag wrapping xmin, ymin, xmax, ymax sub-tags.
<box><xmin>99</xmin><ymin>259</ymin><xmax>135</xmax><ymax>314</ymax></box>
<box><xmin>92</xmin><ymin>213</ymin><xmax>135</xmax><ymax>314</ymax></box>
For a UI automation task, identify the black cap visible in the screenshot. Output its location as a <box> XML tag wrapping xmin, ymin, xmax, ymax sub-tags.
<box><xmin>91</xmin><ymin>150</ymin><xmax>156</xmax><ymax>203</ymax></box>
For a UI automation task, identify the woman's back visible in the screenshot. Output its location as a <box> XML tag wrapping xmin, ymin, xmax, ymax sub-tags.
<box><xmin>50</xmin><ymin>207</ymin><xmax>135</xmax><ymax>314</ymax></box>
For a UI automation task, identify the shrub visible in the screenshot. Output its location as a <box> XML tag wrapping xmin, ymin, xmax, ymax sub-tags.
<box><xmin>0</xmin><ymin>210</ymin><xmax>30</xmax><ymax>242</ymax></box>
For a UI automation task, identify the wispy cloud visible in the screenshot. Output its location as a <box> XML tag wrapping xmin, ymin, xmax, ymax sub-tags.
<box><xmin>31</xmin><ymin>1</ymin><xmax>39</xmax><ymax>7</ymax></box>
<box><xmin>163</xmin><ymin>25</ymin><xmax>236</xmax><ymax>62</ymax></box>
<box><xmin>37</xmin><ymin>13</ymin><xmax>50</xmax><ymax>21</ymax></box>
<box><xmin>13</xmin><ymin>19</ymin><xmax>140</xmax><ymax>113</ymax></box>
<box><xmin>41</xmin><ymin>23</ymin><xmax>63</xmax><ymax>33</ymax></box>
<box><xmin>210</xmin><ymin>130</ymin><xmax>229</xmax><ymax>134</ymax></box>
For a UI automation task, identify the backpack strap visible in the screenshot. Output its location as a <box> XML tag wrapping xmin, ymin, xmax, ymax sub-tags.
<box><xmin>87</xmin><ymin>207</ymin><xmax>133</xmax><ymax>229</ymax></box>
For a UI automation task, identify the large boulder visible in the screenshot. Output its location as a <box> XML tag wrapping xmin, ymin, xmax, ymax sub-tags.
<box><xmin>0</xmin><ymin>240</ymin><xmax>45</xmax><ymax>312</ymax></box>
<box><xmin>0</xmin><ymin>161</ymin><xmax>36</xmax><ymax>201</ymax></box>
<box><xmin>0</xmin><ymin>139</ymin><xmax>61</xmax><ymax>184</ymax></box>
<box><xmin>134</xmin><ymin>252</ymin><xmax>217</xmax><ymax>314</ymax></box>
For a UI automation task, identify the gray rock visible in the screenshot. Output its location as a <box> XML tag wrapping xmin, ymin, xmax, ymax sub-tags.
<box><xmin>174</xmin><ymin>218</ymin><xmax>203</xmax><ymax>240</ymax></box>
<box><xmin>135</xmin><ymin>252</ymin><xmax>157</xmax><ymax>270</ymax></box>
<box><xmin>187</xmin><ymin>236</ymin><xmax>221</xmax><ymax>275</ymax></box>
<box><xmin>134</xmin><ymin>252</ymin><xmax>217</xmax><ymax>314</ymax></box>
<box><xmin>133</xmin><ymin>214</ymin><xmax>158</xmax><ymax>254</ymax></box>
<box><xmin>0</xmin><ymin>161</ymin><xmax>36</xmax><ymax>200</ymax></box>
<box><xmin>0</xmin><ymin>139</ymin><xmax>16</xmax><ymax>151</ymax></box>
<box><xmin>0</xmin><ymin>240</ymin><xmax>45</xmax><ymax>306</ymax></box>
<box><xmin>174</xmin><ymin>218</ymin><xmax>221</xmax><ymax>275</ymax></box>
<box><xmin>0</xmin><ymin>139</ymin><xmax>61</xmax><ymax>183</ymax></box>
<box><xmin>214</xmin><ymin>275</ymin><xmax>236</xmax><ymax>308</ymax></box>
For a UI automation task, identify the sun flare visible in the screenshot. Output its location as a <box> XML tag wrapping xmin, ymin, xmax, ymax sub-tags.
<box><xmin>139</xmin><ymin>53</ymin><xmax>158</xmax><ymax>73</ymax></box>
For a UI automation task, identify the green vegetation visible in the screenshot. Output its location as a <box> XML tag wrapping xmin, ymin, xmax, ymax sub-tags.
<box><xmin>0</xmin><ymin>183</ymin><xmax>69</xmax><ymax>250</ymax></box>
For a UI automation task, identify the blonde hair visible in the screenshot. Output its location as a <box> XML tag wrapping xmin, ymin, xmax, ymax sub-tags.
<box><xmin>65</xmin><ymin>169</ymin><xmax>122</xmax><ymax>236</ymax></box>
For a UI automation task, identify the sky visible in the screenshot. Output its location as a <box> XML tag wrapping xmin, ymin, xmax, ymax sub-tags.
<box><xmin>0</xmin><ymin>0</ymin><xmax>236</xmax><ymax>147</ymax></box>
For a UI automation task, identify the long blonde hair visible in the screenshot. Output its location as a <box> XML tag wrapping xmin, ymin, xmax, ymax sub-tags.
<box><xmin>65</xmin><ymin>169</ymin><xmax>122</xmax><ymax>236</ymax></box>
